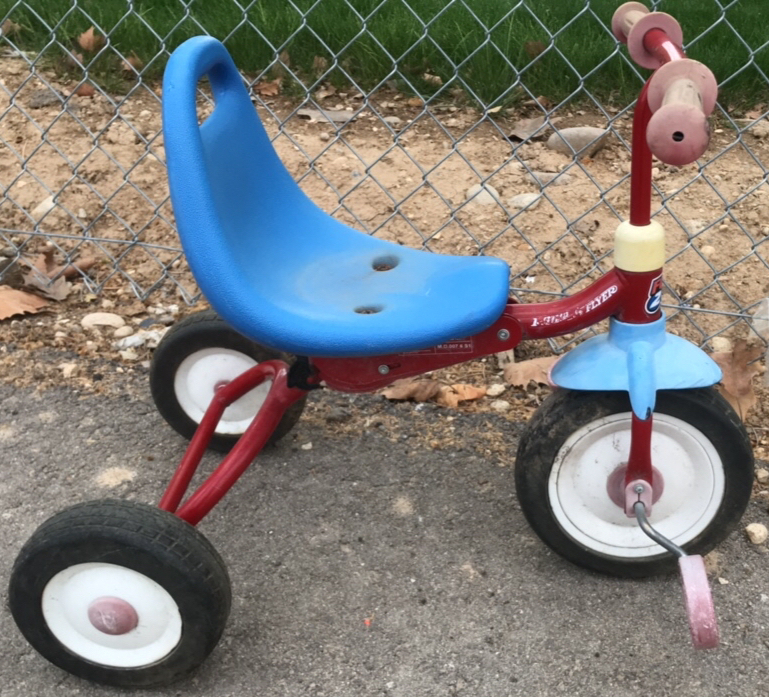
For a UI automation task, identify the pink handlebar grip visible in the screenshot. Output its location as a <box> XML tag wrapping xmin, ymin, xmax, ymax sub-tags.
<box><xmin>612</xmin><ymin>2</ymin><xmax>684</xmax><ymax>69</ymax></box>
<box><xmin>647</xmin><ymin>103</ymin><xmax>710</xmax><ymax>166</ymax></box>
<box><xmin>646</xmin><ymin>59</ymin><xmax>718</xmax><ymax>166</ymax></box>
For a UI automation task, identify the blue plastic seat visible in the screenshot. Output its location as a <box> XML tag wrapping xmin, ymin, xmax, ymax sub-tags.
<box><xmin>162</xmin><ymin>37</ymin><xmax>510</xmax><ymax>357</ymax></box>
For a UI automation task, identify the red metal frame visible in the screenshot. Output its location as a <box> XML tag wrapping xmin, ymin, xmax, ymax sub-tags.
<box><xmin>159</xmin><ymin>23</ymin><xmax>694</xmax><ymax>526</ymax></box>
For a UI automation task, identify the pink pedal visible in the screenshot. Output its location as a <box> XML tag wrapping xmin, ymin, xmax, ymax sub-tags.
<box><xmin>679</xmin><ymin>555</ymin><xmax>719</xmax><ymax>649</ymax></box>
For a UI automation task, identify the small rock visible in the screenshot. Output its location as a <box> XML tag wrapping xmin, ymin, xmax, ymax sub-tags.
<box><xmin>77</xmin><ymin>208</ymin><xmax>88</xmax><ymax>219</ymax></box>
<box><xmin>486</xmin><ymin>384</ymin><xmax>506</xmax><ymax>398</ymax></box>
<box><xmin>746</xmin><ymin>523</ymin><xmax>768</xmax><ymax>545</ymax></box>
<box><xmin>490</xmin><ymin>399</ymin><xmax>511</xmax><ymax>413</ymax></box>
<box><xmin>28</xmin><ymin>88</ymin><xmax>62</xmax><ymax>109</ymax></box>
<box><xmin>383</xmin><ymin>115</ymin><xmax>402</xmax><ymax>127</ymax></box>
<box><xmin>711</xmin><ymin>336</ymin><xmax>732</xmax><ymax>353</ymax></box>
<box><xmin>326</xmin><ymin>407</ymin><xmax>350</xmax><ymax>423</ymax></box>
<box><xmin>115</xmin><ymin>328</ymin><xmax>167</xmax><ymax>350</ymax></box>
<box><xmin>508</xmin><ymin>193</ymin><xmax>541</xmax><ymax>211</ymax></box>
<box><xmin>319</xmin><ymin>132</ymin><xmax>330</xmax><ymax>142</ymax></box>
<box><xmin>58</xmin><ymin>363</ymin><xmax>78</xmax><ymax>378</ymax></box>
<box><xmin>700</xmin><ymin>244</ymin><xmax>716</xmax><ymax>259</ymax></box>
<box><xmin>113</xmin><ymin>326</ymin><xmax>134</xmax><ymax>339</ymax></box>
<box><xmin>300</xmin><ymin>442</ymin><xmax>313</xmax><ymax>451</ymax></box>
<box><xmin>119</xmin><ymin>348</ymin><xmax>139</xmax><ymax>361</ymax></box>
<box><xmin>546</xmin><ymin>127</ymin><xmax>609</xmax><ymax>158</ymax></box>
<box><xmin>756</xmin><ymin>468</ymin><xmax>769</xmax><ymax>484</ymax></box>
<box><xmin>466</xmin><ymin>183</ymin><xmax>500</xmax><ymax>205</ymax></box>
<box><xmin>526</xmin><ymin>171</ymin><xmax>572</xmax><ymax>188</ymax></box>
<box><xmin>31</xmin><ymin>195</ymin><xmax>55</xmax><ymax>220</ymax></box>
<box><xmin>81</xmin><ymin>312</ymin><xmax>126</xmax><ymax>330</ymax></box>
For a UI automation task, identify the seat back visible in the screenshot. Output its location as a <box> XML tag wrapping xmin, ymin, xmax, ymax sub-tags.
<box><xmin>163</xmin><ymin>37</ymin><xmax>344</xmax><ymax>320</ymax></box>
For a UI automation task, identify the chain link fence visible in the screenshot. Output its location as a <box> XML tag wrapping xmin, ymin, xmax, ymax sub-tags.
<box><xmin>1</xmin><ymin>0</ymin><xmax>768</xmax><ymax>352</ymax></box>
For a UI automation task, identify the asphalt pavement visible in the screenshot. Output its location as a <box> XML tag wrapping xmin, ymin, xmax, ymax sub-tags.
<box><xmin>1</xmin><ymin>377</ymin><xmax>769</xmax><ymax>697</ymax></box>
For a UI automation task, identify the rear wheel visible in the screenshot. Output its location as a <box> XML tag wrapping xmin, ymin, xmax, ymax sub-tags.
<box><xmin>151</xmin><ymin>309</ymin><xmax>306</xmax><ymax>452</ymax></box>
<box><xmin>515</xmin><ymin>388</ymin><xmax>753</xmax><ymax>577</ymax></box>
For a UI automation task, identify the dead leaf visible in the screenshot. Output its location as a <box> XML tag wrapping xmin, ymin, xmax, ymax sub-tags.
<box><xmin>434</xmin><ymin>384</ymin><xmax>487</xmax><ymax>408</ymax></box>
<box><xmin>0</xmin><ymin>285</ymin><xmax>48</xmax><ymax>320</ymax></box>
<box><xmin>254</xmin><ymin>77</ymin><xmax>282</xmax><ymax>97</ymax></box>
<box><xmin>712</xmin><ymin>340</ymin><xmax>763</xmax><ymax>419</ymax></box>
<box><xmin>314</xmin><ymin>84</ymin><xmax>336</xmax><ymax>101</ymax></box>
<box><xmin>78</xmin><ymin>26</ymin><xmax>105</xmax><ymax>53</ymax></box>
<box><xmin>20</xmin><ymin>250</ymin><xmax>72</xmax><ymax>301</ymax></box>
<box><xmin>1</xmin><ymin>18</ymin><xmax>21</xmax><ymax>37</ymax></box>
<box><xmin>746</xmin><ymin>104</ymin><xmax>766</xmax><ymax>120</ymax></box>
<box><xmin>423</xmin><ymin>73</ymin><xmax>442</xmax><ymax>86</ymax></box>
<box><xmin>312</xmin><ymin>55</ymin><xmax>328</xmax><ymax>75</ymax></box>
<box><xmin>407</xmin><ymin>97</ymin><xmax>423</xmax><ymax>108</ymax></box>
<box><xmin>487</xmin><ymin>106</ymin><xmax>503</xmax><ymax>115</ymax></box>
<box><xmin>524</xmin><ymin>40</ymin><xmax>547</xmax><ymax>60</ymax></box>
<box><xmin>121</xmin><ymin>52</ymin><xmax>144</xmax><ymax>74</ymax></box>
<box><xmin>503</xmin><ymin>356</ymin><xmax>557</xmax><ymax>389</ymax></box>
<box><xmin>73</xmin><ymin>83</ymin><xmax>95</xmax><ymax>97</ymax></box>
<box><xmin>382</xmin><ymin>378</ymin><xmax>442</xmax><ymax>402</ymax></box>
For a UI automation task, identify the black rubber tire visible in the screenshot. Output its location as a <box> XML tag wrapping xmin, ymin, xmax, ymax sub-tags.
<box><xmin>150</xmin><ymin>309</ymin><xmax>306</xmax><ymax>453</ymax></box>
<box><xmin>9</xmin><ymin>499</ymin><xmax>231</xmax><ymax>688</ymax></box>
<box><xmin>515</xmin><ymin>388</ymin><xmax>754</xmax><ymax>577</ymax></box>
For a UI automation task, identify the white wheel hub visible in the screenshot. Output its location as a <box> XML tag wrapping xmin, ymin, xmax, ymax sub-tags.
<box><xmin>42</xmin><ymin>563</ymin><xmax>182</xmax><ymax>667</ymax></box>
<box><xmin>175</xmin><ymin>348</ymin><xmax>269</xmax><ymax>434</ymax></box>
<box><xmin>549</xmin><ymin>411</ymin><xmax>725</xmax><ymax>558</ymax></box>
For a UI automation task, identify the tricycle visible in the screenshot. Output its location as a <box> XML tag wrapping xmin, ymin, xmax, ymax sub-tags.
<box><xmin>8</xmin><ymin>2</ymin><xmax>753</xmax><ymax>686</ymax></box>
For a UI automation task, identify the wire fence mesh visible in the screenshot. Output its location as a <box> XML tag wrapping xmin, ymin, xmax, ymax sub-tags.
<box><xmin>1</xmin><ymin>0</ymin><xmax>768</xmax><ymax>352</ymax></box>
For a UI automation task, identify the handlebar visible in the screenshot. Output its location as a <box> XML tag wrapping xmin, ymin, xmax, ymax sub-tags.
<box><xmin>611</xmin><ymin>2</ymin><xmax>718</xmax><ymax>166</ymax></box>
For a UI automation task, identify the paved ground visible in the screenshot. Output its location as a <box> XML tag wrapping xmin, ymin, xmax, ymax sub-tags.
<box><xmin>2</xmin><ymin>377</ymin><xmax>769</xmax><ymax>697</ymax></box>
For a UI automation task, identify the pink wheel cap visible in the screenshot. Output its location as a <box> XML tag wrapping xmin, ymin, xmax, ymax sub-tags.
<box><xmin>88</xmin><ymin>596</ymin><xmax>140</xmax><ymax>635</ymax></box>
<box><xmin>679</xmin><ymin>555</ymin><xmax>719</xmax><ymax>649</ymax></box>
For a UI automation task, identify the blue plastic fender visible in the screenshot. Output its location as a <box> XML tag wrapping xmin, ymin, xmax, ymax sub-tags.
<box><xmin>550</xmin><ymin>316</ymin><xmax>722</xmax><ymax>419</ymax></box>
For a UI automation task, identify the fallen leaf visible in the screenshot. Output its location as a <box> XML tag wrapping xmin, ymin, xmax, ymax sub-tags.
<box><xmin>20</xmin><ymin>250</ymin><xmax>72</xmax><ymax>301</ymax></box>
<box><xmin>121</xmin><ymin>52</ymin><xmax>143</xmax><ymax>74</ymax></box>
<box><xmin>73</xmin><ymin>83</ymin><xmax>95</xmax><ymax>97</ymax></box>
<box><xmin>423</xmin><ymin>73</ymin><xmax>442</xmax><ymax>86</ymax></box>
<box><xmin>314</xmin><ymin>85</ymin><xmax>336</xmax><ymax>100</ymax></box>
<box><xmin>0</xmin><ymin>285</ymin><xmax>48</xmax><ymax>319</ymax></box>
<box><xmin>434</xmin><ymin>384</ymin><xmax>487</xmax><ymax>408</ymax></box>
<box><xmin>712</xmin><ymin>340</ymin><xmax>763</xmax><ymax>420</ymax></box>
<box><xmin>78</xmin><ymin>26</ymin><xmax>105</xmax><ymax>53</ymax></box>
<box><xmin>407</xmin><ymin>97</ymin><xmax>423</xmax><ymax>108</ymax></box>
<box><xmin>503</xmin><ymin>356</ymin><xmax>557</xmax><ymax>389</ymax></box>
<box><xmin>746</xmin><ymin>104</ymin><xmax>766</xmax><ymax>120</ymax></box>
<box><xmin>382</xmin><ymin>378</ymin><xmax>442</xmax><ymax>402</ymax></box>
<box><xmin>312</xmin><ymin>55</ymin><xmax>328</xmax><ymax>75</ymax></box>
<box><xmin>524</xmin><ymin>40</ymin><xmax>547</xmax><ymax>60</ymax></box>
<box><xmin>1</xmin><ymin>18</ymin><xmax>21</xmax><ymax>37</ymax></box>
<box><xmin>254</xmin><ymin>77</ymin><xmax>282</xmax><ymax>97</ymax></box>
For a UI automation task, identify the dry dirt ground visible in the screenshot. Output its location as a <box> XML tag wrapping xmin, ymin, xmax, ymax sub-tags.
<box><xmin>2</xmin><ymin>51</ymin><xmax>769</xmax><ymax>467</ymax></box>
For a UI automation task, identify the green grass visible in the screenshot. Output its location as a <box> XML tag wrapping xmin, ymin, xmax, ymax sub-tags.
<box><xmin>2</xmin><ymin>0</ymin><xmax>767</xmax><ymax>109</ymax></box>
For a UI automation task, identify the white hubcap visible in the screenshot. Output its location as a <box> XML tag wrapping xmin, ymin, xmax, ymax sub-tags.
<box><xmin>42</xmin><ymin>563</ymin><xmax>182</xmax><ymax>667</ymax></box>
<box><xmin>549</xmin><ymin>412</ymin><xmax>725</xmax><ymax>558</ymax></box>
<box><xmin>175</xmin><ymin>348</ymin><xmax>269</xmax><ymax>434</ymax></box>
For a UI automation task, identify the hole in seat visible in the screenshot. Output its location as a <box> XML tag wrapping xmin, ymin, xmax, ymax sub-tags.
<box><xmin>354</xmin><ymin>305</ymin><xmax>384</xmax><ymax>314</ymax></box>
<box><xmin>372</xmin><ymin>255</ymin><xmax>399</xmax><ymax>271</ymax></box>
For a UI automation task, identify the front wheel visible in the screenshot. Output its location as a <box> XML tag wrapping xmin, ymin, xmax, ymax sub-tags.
<box><xmin>515</xmin><ymin>388</ymin><xmax>754</xmax><ymax>577</ymax></box>
<box><xmin>8</xmin><ymin>500</ymin><xmax>231</xmax><ymax>687</ymax></box>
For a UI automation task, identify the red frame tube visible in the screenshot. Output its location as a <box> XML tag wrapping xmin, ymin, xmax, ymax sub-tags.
<box><xmin>159</xmin><ymin>360</ymin><xmax>306</xmax><ymax>525</ymax></box>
